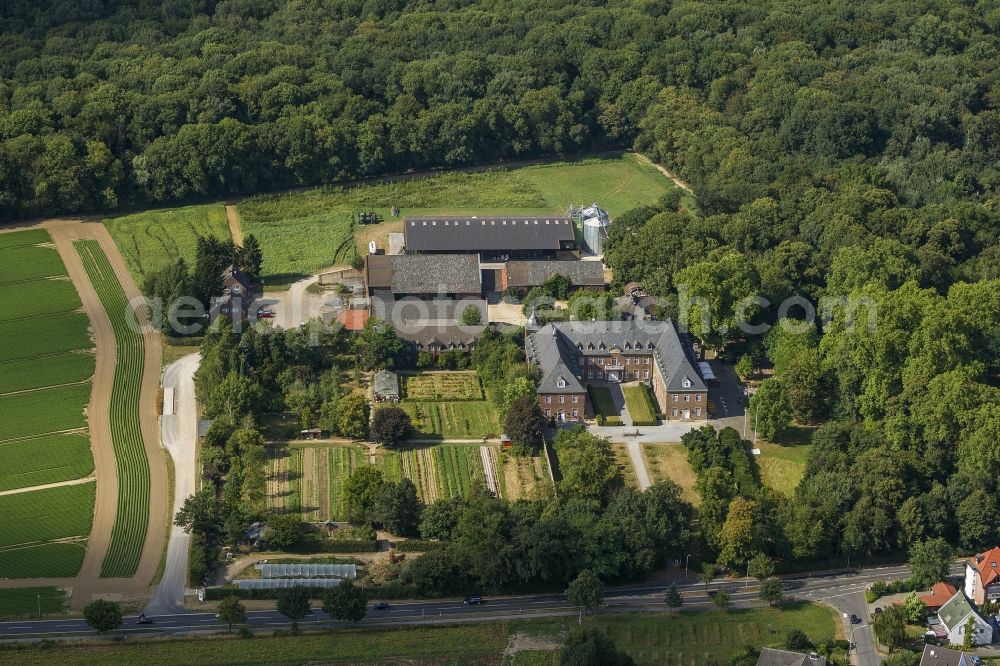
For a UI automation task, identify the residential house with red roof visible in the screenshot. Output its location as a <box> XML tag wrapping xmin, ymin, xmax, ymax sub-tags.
<box><xmin>921</xmin><ymin>582</ymin><xmax>958</xmax><ymax>613</ymax></box>
<box><xmin>965</xmin><ymin>546</ymin><xmax>1000</xmax><ymax>605</ymax></box>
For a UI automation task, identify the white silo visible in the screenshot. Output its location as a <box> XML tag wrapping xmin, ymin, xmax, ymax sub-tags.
<box><xmin>580</xmin><ymin>203</ymin><xmax>610</xmax><ymax>255</ymax></box>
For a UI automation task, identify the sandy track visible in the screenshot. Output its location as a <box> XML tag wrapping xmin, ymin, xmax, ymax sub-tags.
<box><xmin>225</xmin><ymin>205</ymin><xmax>244</xmax><ymax>246</ymax></box>
<box><xmin>42</xmin><ymin>220</ymin><xmax>167</xmax><ymax>607</ymax></box>
<box><xmin>0</xmin><ymin>476</ymin><xmax>95</xmax><ymax>497</ymax></box>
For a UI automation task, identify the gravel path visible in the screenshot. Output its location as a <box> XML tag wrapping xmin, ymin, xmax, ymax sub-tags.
<box><xmin>225</xmin><ymin>204</ymin><xmax>244</xmax><ymax>246</ymax></box>
<box><xmin>0</xmin><ymin>476</ymin><xmax>95</xmax><ymax>497</ymax></box>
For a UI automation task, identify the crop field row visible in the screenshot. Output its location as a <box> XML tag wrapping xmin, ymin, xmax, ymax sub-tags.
<box><xmin>103</xmin><ymin>204</ymin><xmax>230</xmax><ymax>279</ymax></box>
<box><xmin>0</xmin><ymin>383</ymin><xmax>91</xmax><ymax>441</ymax></box>
<box><xmin>0</xmin><ymin>481</ymin><xmax>95</xmax><ymax>549</ymax></box>
<box><xmin>400</xmin><ymin>400</ymin><xmax>499</xmax><ymax>440</ymax></box>
<box><xmin>0</xmin><ymin>277</ymin><xmax>81</xmax><ymax>320</ymax></box>
<box><xmin>400</xmin><ymin>372</ymin><xmax>484</xmax><ymax>401</ymax></box>
<box><xmin>0</xmin><ymin>228</ymin><xmax>50</xmax><ymax>249</ymax></box>
<box><xmin>0</xmin><ymin>244</ymin><xmax>67</xmax><ymax>284</ymax></box>
<box><xmin>0</xmin><ymin>433</ymin><xmax>94</xmax><ymax>492</ymax></box>
<box><xmin>0</xmin><ymin>587</ymin><xmax>68</xmax><ymax>618</ymax></box>
<box><xmin>0</xmin><ymin>542</ymin><xmax>88</xmax><ymax>579</ymax></box>
<box><xmin>76</xmin><ymin>240</ymin><xmax>149</xmax><ymax>578</ymax></box>
<box><xmin>0</xmin><ymin>311</ymin><xmax>91</xmax><ymax>363</ymax></box>
<box><xmin>0</xmin><ymin>352</ymin><xmax>95</xmax><ymax>395</ymax></box>
<box><xmin>267</xmin><ymin>446</ymin><xmax>303</xmax><ymax>514</ymax></box>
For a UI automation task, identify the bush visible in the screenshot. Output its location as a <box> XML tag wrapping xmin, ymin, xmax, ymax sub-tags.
<box><xmin>606</xmin><ymin>416</ymin><xmax>622</xmax><ymax>426</ymax></box>
<box><xmin>392</xmin><ymin>539</ymin><xmax>446</xmax><ymax>552</ymax></box>
<box><xmin>460</xmin><ymin>305</ymin><xmax>482</xmax><ymax>326</ymax></box>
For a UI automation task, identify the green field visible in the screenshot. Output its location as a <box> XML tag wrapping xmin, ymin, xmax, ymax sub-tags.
<box><xmin>0</xmin><ymin>542</ymin><xmax>89</xmax><ymax>579</ymax></box>
<box><xmin>622</xmin><ymin>383</ymin><xmax>659</xmax><ymax>425</ymax></box>
<box><xmin>0</xmin><ymin>353</ymin><xmax>95</xmax><ymax>395</ymax></box>
<box><xmin>400</xmin><ymin>400</ymin><xmax>499</xmax><ymax>440</ymax></box>
<box><xmin>0</xmin><ymin>228</ymin><xmax>50</xmax><ymax>249</ymax></box>
<box><xmin>0</xmin><ymin>434</ymin><xmax>94</xmax><ymax>492</ymax></box>
<box><xmin>400</xmin><ymin>371</ymin><xmax>484</xmax><ymax>401</ymax></box>
<box><xmin>0</xmin><ymin>587</ymin><xmax>68</xmax><ymax>618</ymax></box>
<box><xmin>1</xmin><ymin>278</ymin><xmax>81</xmax><ymax>320</ymax></box>
<box><xmin>0</xmin><ymin>312</ymin><xmax>91</xmax><ymax>363</ymax></box>
<box><xmin>588</xmin><ymin>385</ymin><xmax>617</xmax><ymax>419</ymax></box>
<box><xmin>0</xmin><ymin>244</ymin><xmax>67</xmax><ymax>284</ymax></box>
<box><xmin>0</xmin><ymin>482</ymin><xmax>95</xmax><ymax>548</ymax></box>
<box><xmin>0</xmin><ymin>383</ymin><xmax>91</xmax><ymax>441</ymax></box>
<box><xmin>755</xmin><ymin>441</ymin><xmax>811</xmax><ymax>497</ymax></box>
<box><xmin>76</xmin><ymin>240</ymin><xmax>149</xmax><ymax>578</ymax></box>
<box><xmin>103</xmin><ymin>203</ymin><xmax>230</xmax><ymax>279</ymax></box>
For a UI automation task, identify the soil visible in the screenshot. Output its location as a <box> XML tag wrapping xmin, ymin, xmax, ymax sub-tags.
<box><xmin>225</xmin><ymin>205</ymin><xmax>245</xmax><ymax>246</ymax></box>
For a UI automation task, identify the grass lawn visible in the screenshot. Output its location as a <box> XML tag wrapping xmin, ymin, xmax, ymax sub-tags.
<box><xmin>0</xmin><ymin>382</ymin><xmax>91</xmax><ymax>441</ymax></box>
<box><xmin>0</xmin><ymin>482</ymin><xmax>95</xmax><ymax>549</ymax></box>
<box><xmin>642</xmin><ymin>444</ymin><xmax>699</xmax><ymax>505</ymax></box>
<box><xmin>0</xmin><ymin>228</ymin><xmax>50</xmax><ymax>250</ymax></box>
<box><xmin>400</xmin><ymin>400</ymin><xmax>499</xmax><ymax>440</ymax></box>
<box><xmin>103</xmin><ymin>203</ymin><xmax>230</xmax><ymax>280</ymax></box>
<box><xmin>400</xmin><ymin>371</ymin><xmax>484</xmax><ymax>401</ymax></box>
<box><xmin>588</xmin><ymin>385</ymin><xmax>617</xmax><ymax>420</ymax></box>
<box><xmin>755</xmin><ymin>441</ymin><xmax>811</xmax><ymax>497</ymax></box>
<box><xmin>611</xmin><ymin>444</ymin><xmax>639</xmax><ymax>489</ymax></box>
<box><xmin>622</xmin><ymin>383</ymin><xmax>658</xmax><ymax>425</ymax></box>
<box><xmin>0</xmin><ymin>277</ymin><xmax>81</xmax><ymax>319</ymax></box>
<box><xmin>0</xmin><ymin>587</ymin><xmax>68</xmax><ymax>618</ymax></box>
<box><xmin>0</xmin><ymin>433</ymin><xmax>94</xmax><ymax>492</ymax></box>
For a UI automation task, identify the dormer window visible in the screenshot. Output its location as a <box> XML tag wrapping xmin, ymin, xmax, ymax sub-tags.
<box><xmin>577</xmin><ymin>342</ymin><xmax>583</xmax><ymax>350</ymax></box>
<box><xmin>624</xmin><ymin>342</ymin><xmax>631</xmax><ymax>350</ymax></box>
<box><xmin>647</xmin><ymin>342</ymin><xmax>654</xmax><ymax>349</ymax></box>
<box><xmin>598</xmin><ymin>342</ymin><xmax>606</xmax><ymax>350</ymax></box>
<box><xmin>682</xmin><ymin>377</ymin><xmax>692</xmax><ymax>388</ymax></box>
<box><xmin>557</xmin><ymin>377</ymin><xmax>567</xmax><ymax>388</ymax></box>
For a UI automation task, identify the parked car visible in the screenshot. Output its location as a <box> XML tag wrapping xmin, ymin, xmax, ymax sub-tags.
<box><xmin>372</xmin><ymin>602</ymin><xmax>390</xmax><ymax>611</ymax></box>
<box><xmin>850</xmin><ymin>614</ymin><xmax>861</xmax><ymax>624</ymax></box>
<box><xmin>463</xmin><ymin>596</ymin><xmax>484</xmax><ymax>606</ymax></box>
<box><xmin>257</xmin><ymin>307</ymin><xmax>275</xmax><ymax>318</ymax></box>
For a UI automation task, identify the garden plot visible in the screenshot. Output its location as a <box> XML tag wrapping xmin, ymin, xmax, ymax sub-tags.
<box><xmin>400</xmin><ymin>372</ymin><xmax>484</xmax><ymax>401</ymax></box>
<box><xmin>400</xmin><ymin>401</ymin><xmax>499</xmax><ymax>440</ymax></box>
<box><xmin>501</xmin><ymin>454</ymin><xmax>551</xmax><ymax>501</ymax></box>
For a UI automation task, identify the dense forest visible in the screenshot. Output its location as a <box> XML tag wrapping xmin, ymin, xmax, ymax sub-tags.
<box><xmin>2</xmin><ymin>0</ymin><xmax>999</xmax><ymax>222</ymax></box>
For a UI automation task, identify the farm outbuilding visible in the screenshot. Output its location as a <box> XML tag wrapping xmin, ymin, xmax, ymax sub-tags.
<box><xmin>374</xmin><ymin>369</ymin><xmax>400</xmax><ymax>402</ymax></box>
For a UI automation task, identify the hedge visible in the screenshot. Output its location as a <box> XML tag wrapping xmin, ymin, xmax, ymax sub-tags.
<box><xmin>392</xmin><ymin>539</ymin><xmax>445</xmax><ymax>552</ymax></box>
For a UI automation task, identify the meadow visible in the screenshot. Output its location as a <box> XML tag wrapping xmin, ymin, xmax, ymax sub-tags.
<box><xmin>622</xmin><ymin>383</ymin><xmax>659</xmax><ymax>425</ymax></box>
<box><xmin>642</xmin><ymin>444</ymin><xmax>700</xmax><ymax>505</ymax></box>
<box><xmin>0</xmin><ymin>482</ymin><xmax>95</xmax><ymax>548</ymax></box>
<box><xmin>0</xmin><ymin>542</ymin><xmax>89</xmax><ymax>579</ymax></box>
<box><xmin>103</xmin><ymin>204</ymin><xmax>230</xmax><ymax>279</ymax></box>
<box><xmin>0</xmin><ymin>353</ymin><xmax>95</xmax><ymax>394</ymax></box>
<box><xmin>0</xmin><ymin>434</ymin><xmax>94</xmax><ymax>492</ymax></box>
<box><xmin>754</xmin><ymin>441</ymin><xmax>811</xmax><ymax>497</ymax></box>
<box><xmin>0</xmin><ymin>383</ymin><xmax>91</xmax><ymax>440</ymax></box>
<box><xmin>0</xmin><ymin>244</ymin><xmax>67</xmax><ymax>284</ymax></box>
<box><xmin>1</xmin><ymin>277</ymin><xmax>81</xmax><ymax>320</ymax></box>
<box><xmin>0</xmin><ymin>587</ymin><xmax>68</xmax><ymax>618</ymax></box>
<box><xmin>0</xmin><ymin>312</ymin><xmax>91</xmax><ymax>362</ymax></box>
<box><xmin>611</xmin><ymin>444</ymin><xmax>639</xmax><ymax>489</ymax></box>
<box><xmin>76</xmin><ymin>240</ymin><xmax>149</xmax><ymax>578</ymax></box>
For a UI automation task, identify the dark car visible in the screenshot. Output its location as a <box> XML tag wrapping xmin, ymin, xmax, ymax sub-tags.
<box><xmin>136</xmin><ymin>614</ymin><xmax>152</xmax><ymax>625</ymax></box>
<box><xmin>372</xmin><ymin>602</ymin><xmax>390</xmax><ymax>611</ymax></box>
<box><xmin>850</xmin><ymin>614</ymin><xmax>861</xmax><ymax>624</ymax></box>
<box><xmin>257</xmin><ymin>308</ymin><xmax>275</xmax><ymax>319</ymax></box>
<box><xmin>463</xmin><ymin>596</ymin><xmax>484</xmax><ymax>606</ymax></box>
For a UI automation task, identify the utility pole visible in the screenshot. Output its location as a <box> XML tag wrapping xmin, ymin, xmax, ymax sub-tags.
<box><xmin>36</xmin><ymin>594</ymin><xmax>40</xmax><ymax>620</ymax></box>
<box><xmin>685</xmin><ymin>554</ymin><xmax>690</xmax><ymax>580</ymax></box>
<box><xmin>746</xmin><ymin>560</ymin><xmax>750</xmax><ymax>590</ymax></box>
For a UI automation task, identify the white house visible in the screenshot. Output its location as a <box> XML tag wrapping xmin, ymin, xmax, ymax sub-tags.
<box><xmin>965</xmin><ymin>546</ymin><xmax>1000</xmax><ymax>605</ymax></box>
<box><xmin>937</xmin><ymin>590</ymin><xmax>993</xmax><ymax>647</ymax></box>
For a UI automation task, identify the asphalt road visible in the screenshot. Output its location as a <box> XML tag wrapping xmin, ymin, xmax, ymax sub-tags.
<box><xmin>0</xmin><ymin>565</ymin><xmax>910</xmax><ymax>650</ymax></box>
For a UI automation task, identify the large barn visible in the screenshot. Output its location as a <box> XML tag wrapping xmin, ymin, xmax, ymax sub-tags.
<box><xmin>403</xmin><ymin>216</ymin><xmax>577</xmax><ymax>261</ymax></box>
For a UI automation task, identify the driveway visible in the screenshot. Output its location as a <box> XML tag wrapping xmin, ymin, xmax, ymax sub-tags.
<box><xmin>258</xmin><ymin>274</ymin><xmax>339</xmax><ymax>330</ymax></box>
<box><xmin>146</xmin><ymin>352</ymin><xmax>199</xmax><ymax>615</ymax></box>
<box><xmin>588</xmin><ymin>420</ymin><xmax>711</xmax><ymax>443</ymax></box>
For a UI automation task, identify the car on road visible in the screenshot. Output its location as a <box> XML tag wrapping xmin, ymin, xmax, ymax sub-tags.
<box><xmin>136</xmin><ymin>614</ymin><xmax>152</xmax><ymax>625</ymax></box>
<box><xmin>463</xmin><ymin>596</ymin><xmax>484</xmax><ymax>605</ymax></box>
<box><xmin>372</xmin><ymin>602</ymin><xmax>390</xmax><ymax>610</ymax></box>
<box><xmin>850</xmin><ymin>614</ymin><xmax>861</xmax><ymax>624</ymax></box>
<box><xmin>257</xmin><ymin>308</ymin><xmax>275</xmax><ymax>318</ymax></box>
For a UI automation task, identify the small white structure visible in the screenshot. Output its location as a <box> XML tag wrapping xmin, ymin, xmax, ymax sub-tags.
<box><xmin>937</xmin><ymin>590</ymin><xmax>993</xmax><ymax>647</ymax></box>
<box><xmin>580</xmin><ymin>203</ymin><xmax>610</xmax><ymax>255</ymax></box>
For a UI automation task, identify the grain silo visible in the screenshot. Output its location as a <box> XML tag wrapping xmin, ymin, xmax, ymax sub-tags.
<box><xmin>579</xmin><ymin>203</ymin><xmax>610</xmax><ymax>256</ymax></box>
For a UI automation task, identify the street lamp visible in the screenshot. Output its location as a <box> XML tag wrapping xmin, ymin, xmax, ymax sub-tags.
<box><xmin>746</xmin><ymin>560</ymin><xmax>751</xmax><ymax>590</ymax></box>
<box><xmin>685</xmin><ymin>554</ymin><xmax>690</xmax><ymax>580</ymax></box>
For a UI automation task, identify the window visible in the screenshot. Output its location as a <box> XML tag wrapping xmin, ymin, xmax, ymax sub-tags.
<box><xmin>644</xmin><ymin>357</ymin><xmax>650</xmax><ymax>365</ymax></box>
<box><xmin>572</xmin><ymin>408</ymin><xmax>578</xmax><ymax>417</ymax></box>
<box><xmin>572</xmin><ymin>395</ymin><xmax>579</xmax><ymax>404</ymax></box>
<box><xmin>696</xmin><ymin>408</ymin><xmax>702</xmax><ymax>417</ymax></box>
<box><xmin>696</xmin><ymin>394</ymin><xmax>702</xmax><ymax>402</ymax></box>
<box><xmin>597</xmin><ymin>371</ymin><xmax>604</xmax><ymax>379</ymax></box>
<box><xmin>588</xmin><ymin>370</ymin><xmax>594</xmax><ymax>379</ymax></box>
<box><xmin>682</xmin><ymin>377</ymin><xmax>692</xmax><ymax>388</ymax></box>
<box><xmin>545</xmin><ymin>396</ymin><xmax>551</xmax><ymax>404</ymax></box>
<box><xmin>557</xmin><ymin>377</ymin><xmax>566</xmax><ymax>388</ymax></box>
<box><xmin>559</xmin><ymin>395</ymin><xmax>565</xmax><ymax>404</ymax></box>
<box><xmin>671</xmin><ymin>408</ymin><xmax>678</xmax><ymax>417</ymax></box>
<box><xmin>684</xmin><ymin>395</ymin><xmax>690</xmax><ymax>402</ymax></box>
<box><xmin>672</xmin><ymin>395</ymin><xmax>679</xmax><ymax>402</ymax></box>
<box><xmin>545</xmin><ymin>409</ymin><xmax>551</xmax><ymax>417</ymax></box>
<box><xmin>644</xmin><ymin>371</ymin><xmax>650</xmax><ymax>379</ymax></box>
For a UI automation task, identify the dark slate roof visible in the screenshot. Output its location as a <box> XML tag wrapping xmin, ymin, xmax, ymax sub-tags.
<box><xmin>404</xmin><ymin>216</ymin><xmax>576</xmax><ymax>252</ymax></box>
<box><xmin>505</xmin><ymin>260</ymin><xmax>605</xmax><ymax>288</ymax></box>
<box><xmin>526</xmin><ymin>320</ymin><xmax>707</xmax><ymax>394</ymax></box>
<box><xmin>222</xmin><ymin>264</ymin><xmax>251</xmax><ymax>293</ymax></box>
<box><xmin>365</xmin><ymin>255</ymin><xmax>392</xmax><ymax>290</ymax></box>
<box><xmin>920</xmin><ymin>645</ymin><xmax>974</xmax><ymax>666</ymax></box>
<box><xmin>373</xmin><ymin>370</ymin><xmax>399</xmax><ymax>397</ymax></box>
<box><xmin>371</xmin><ymin>292</ymin><xmax>486</xmax><ymax>327</ymax></box>
<box><xmin>396</xmin><ymin>324</ymin><xmax>487</xmax><ymax>349</ymax></box>
<box><xmin>390</xmin><ymin>254</ymin><xmax>481</xmax><ymax>294</ymax></box>
<box><xmin>756</xmin><ymin>649</ymin><xmax>826</xmax><ymax>666</ymax></box>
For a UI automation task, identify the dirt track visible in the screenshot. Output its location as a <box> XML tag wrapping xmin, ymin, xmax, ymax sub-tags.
<box><xmin>225</xmin><ymin>205</ymin><xmax>244</xmax><ymax>246</ymax></box>
<box><xmin>2</xmin><ymin>220</ymin><xmax>169</xmax><ymax>608</ymax></box>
